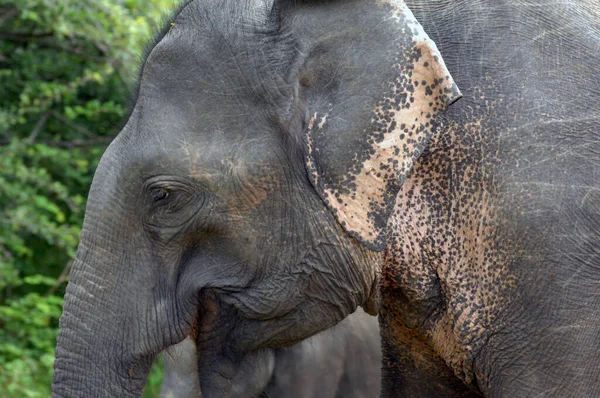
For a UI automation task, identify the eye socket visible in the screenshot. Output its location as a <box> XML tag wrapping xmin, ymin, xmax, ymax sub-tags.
<box><xmin>143</xmin><ymin>177</ymin><xmax>198</xmax><ymax>217</ymax></box>
<box><xmin>142</xmin><ymin>176</ymin><xmax>209</xmax><ymax>234</ymax></box>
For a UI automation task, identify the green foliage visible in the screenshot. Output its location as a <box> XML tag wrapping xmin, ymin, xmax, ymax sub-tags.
<box><xmin>143</xmin><ymin>356</ymin><xmax>166</xmax><ymax>398</ymax></box>
<box><xmin>0</xmin><ymin>0</ymin><xmax>173</xmax><ymax>395</ymax></box>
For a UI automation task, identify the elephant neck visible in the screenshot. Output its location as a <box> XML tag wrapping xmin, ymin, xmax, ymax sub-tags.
<box><xmin>377</xmin><ymin>124</ymin><xmax>513</xmax><ymax>396</ymax></box>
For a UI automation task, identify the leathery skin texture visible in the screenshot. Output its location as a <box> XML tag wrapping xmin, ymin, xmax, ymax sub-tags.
<box><xmin>379</xmin><ymin>1</ymin><xmax>600</xmax><ymax>397</ymax></box>
<box><xmin>50</xmin><ymin>0</ymin><xmax>600</xmax><ymax>397</ymax></box>
<box><xmin>52</xmin><ymin>1</ymin><xmax>448</xmax><ymax>396</ymax></box>
<box><xmin>305</xmin><ymin>0</ymin><xmax>461</xmax><ymax>251</ymax></box>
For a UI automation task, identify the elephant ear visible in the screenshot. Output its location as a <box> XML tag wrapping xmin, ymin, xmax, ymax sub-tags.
<box><xmin>297</xmin><ymin>0</ymin><xmax>461</xmax><ymax>251</ymax></box>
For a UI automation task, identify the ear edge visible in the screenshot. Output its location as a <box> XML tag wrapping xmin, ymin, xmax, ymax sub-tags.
<box><xmin>294</xmin><ymin>0</ymin><xmax>462</xmax><ymax>252</ymax></box>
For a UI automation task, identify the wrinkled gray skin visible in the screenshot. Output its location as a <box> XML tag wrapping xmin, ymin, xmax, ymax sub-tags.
<box><xmin>52</xmin><ymin>0</ymin><xmax>600</xmax><ymax>397</ymax></box>
<box><xmin>53</xmin><ymin>1</ymin><xmax>397</xmax><ymax>396</ymax></box>
<box><xmin>160</xmin><ymin>309</ymin><xmax>381</xmax><ymax>398</ymax></box>
<box><xmin>377</xmin><ymin>1</ymin><xmax>600</xmax><ymax>397</ymax></box>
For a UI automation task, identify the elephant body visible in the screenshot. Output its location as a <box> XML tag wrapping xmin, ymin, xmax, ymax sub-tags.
<box><xmin>379</xmin><ymin>1</ymin><xmax>600</xmax><ymax>396</ymax></box>
<box><xmin>160</xmin><ymin>309</ymin><xmax>381</xmax><ymax>398</ymax></box>
<box><xmin>52</xmin><ymin>1</ymin><xmax>600</xmax><ymax>397</ymax></box>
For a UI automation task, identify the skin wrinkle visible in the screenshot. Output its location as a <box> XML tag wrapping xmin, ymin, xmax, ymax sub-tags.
<box><xmin>379</xmin><ymin>73</ymin><xmax>534</xmax><ymax>393</ymax></box>
<box><xmin>141</xmin><ymin>16</ymin><xmax>379</xmax><ymax>380</ymax></box>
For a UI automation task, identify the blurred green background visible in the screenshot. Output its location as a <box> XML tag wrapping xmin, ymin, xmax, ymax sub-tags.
<box><xmin>0</xmin><ymin>0</ymin><xmax>176</xmax><ymax>396</ymax></box>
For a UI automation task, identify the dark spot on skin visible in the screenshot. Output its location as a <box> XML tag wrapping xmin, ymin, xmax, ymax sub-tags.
<box><xmin>380</xmin><ymin>82</ymin><xmax>525</xmax><ymax>395</ymax></box>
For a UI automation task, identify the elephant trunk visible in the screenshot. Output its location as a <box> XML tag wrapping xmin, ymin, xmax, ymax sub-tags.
<box><xmin>52</xmin><ymin>200</ymin><xmax>181</xmax><ymax>396</ymax></box>
<box><xmin>52</xmin><ymin>246</ymin><xmax>155</xmax><ymax>397</ymax></box>
<box><xmin>52</xmin><ymin>148</ymin><xmax>201</xmax><ymax>396</ymax></box>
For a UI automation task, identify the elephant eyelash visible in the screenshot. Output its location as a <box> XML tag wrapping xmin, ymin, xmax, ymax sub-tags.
<box><xmin>150</xmin><ymin>189</ymin><xmax>192</xmax><ymax>213</ymax></box>
<box><xmin>145</xmin><ymin>178</ymin><xmax>193</xmax><ymax>207</ymax></box>
<box><xmin>143</xmin><ymin>178</ymin><xmax>205</xmax><ymax>230</ymax></box>
<box><xmin>150</xmin><ymin>187</ymin><xmax>171</xmax><ymax>204</ymax></box>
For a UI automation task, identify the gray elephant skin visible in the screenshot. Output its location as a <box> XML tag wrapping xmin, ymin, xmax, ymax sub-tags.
<box><xmin>52</xmin><ymin>0</ymin><xmax>600</xmax><ymax>397</ymax></box>
<box><xmin>160</xmin><ymin>309</ymin><xmax>381</xmax><ymax>398</ymax></box>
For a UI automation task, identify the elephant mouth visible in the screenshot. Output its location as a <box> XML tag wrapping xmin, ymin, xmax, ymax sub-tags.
<box><xmin>191</xmin><ymin>290</ymin><xmax>221</xmax><ymax>340</ymax></box>
<box><xmin>188</xmin><ymin>291</ymin><xmax>258</xmax><ymax>396</ymax></box>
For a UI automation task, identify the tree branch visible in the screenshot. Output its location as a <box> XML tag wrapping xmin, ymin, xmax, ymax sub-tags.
<box><xmin>35</xmin><ymin>41</ymin><xmax>109</xmax><ymax>62</ymax></box>
<box><xmin>93</xmin><ymin>40</ymin><xmax>109</xmax><ymax>56</ymax></box>
<box><xmin>0</xmin><ymin>243</ymin><xmax>13</xmax><ymax>260</ymax></box>
<box><xmin>0</xmin><ymin>8</ymin><xmax>19</xmax><ymax>24</ymax></box>
<box><xmin>45</xmin><ymin>259</ymin><xmax>72</xmax><ymax>297</ymax></box>
<box><xmin>40</xmin><ymin>137</ymin><xmax>114</xmax><ymax>148</ymax></box>
<box><xmin>52</xmin><ymin>111</ymin><xmax>98</xmax><ymax>139</ymax></box>
<box><xmin>0</xmin><ymin>7</ymin><xmax>18</xmax><ymax>16</ymax></box>
<box><xmin>26</xmin><ymin>112</ymin><xmax>50</xmax><ymax>143</ymax></box>
<box><xmin>0</xmin><ymin>31</ymin><xmax>54</xmax><ymax>41</ymax></box>
<box><xmin>0</xmin><ymin>136</ymin><xmax>114</xmax><ymax>148</ymax></box>
<box><xmin>0</xmin><ymin>35</ymin><xmax>110</xmax><ymax>63</ymax></box>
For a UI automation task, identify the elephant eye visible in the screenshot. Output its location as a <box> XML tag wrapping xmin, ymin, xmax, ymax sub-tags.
<box><xmin>150</xmin><ymin>187</ymin><xmax>170</xmax><ymax>204</ymax></box>
<box><xmin>148</xmin><ymin>187</ymin><xmax>192</xmax><ymax>214</ymax></box>
<box><xmin>143</xmin><ymin>178</ymin><xmax>197</xmax><ymax>214</ymax></box>
<box><xmin>142</xmin><ymin>176</ymin><xmax>207</xmax><ymax>233</ymax></box>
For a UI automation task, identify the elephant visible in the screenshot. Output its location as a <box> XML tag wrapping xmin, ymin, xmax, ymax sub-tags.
<box><xmin>159</xmin><ymin>309</ymin><xmax>381</xmax><ymax>398</ymax></box>
<box><xmin>51</xmin><ymin>0</ymin><xmax>600</xmax><ymax>397</ymax></box>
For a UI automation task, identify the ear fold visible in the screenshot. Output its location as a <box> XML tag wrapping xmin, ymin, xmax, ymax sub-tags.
<box><xmin>297</xmin><ymin>0</ymin><xmax>461</xmax><ymax>251</ymax></box>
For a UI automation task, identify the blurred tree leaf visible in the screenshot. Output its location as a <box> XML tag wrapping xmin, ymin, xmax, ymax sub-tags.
<box><xmin>0</xmin><ymin>0</ymin><xmax>175</xmax><ymax>395</ymax></box>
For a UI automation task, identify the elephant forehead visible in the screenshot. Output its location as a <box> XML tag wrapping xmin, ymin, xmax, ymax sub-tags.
<box><xmin>114</xmin><ymin>114</ymin><xmax>284</xmax><ymax>201</ymax></box>
<box><xmin>166</xmin><ymin>141</ymin><xmax>282</xmax><ymax>184</ymax></box>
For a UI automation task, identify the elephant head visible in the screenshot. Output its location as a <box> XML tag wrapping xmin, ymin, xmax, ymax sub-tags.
<box><xmin>52</xmin><ymin>0</ymin><xmax>459</xmax><ymax>396</ymax></box>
